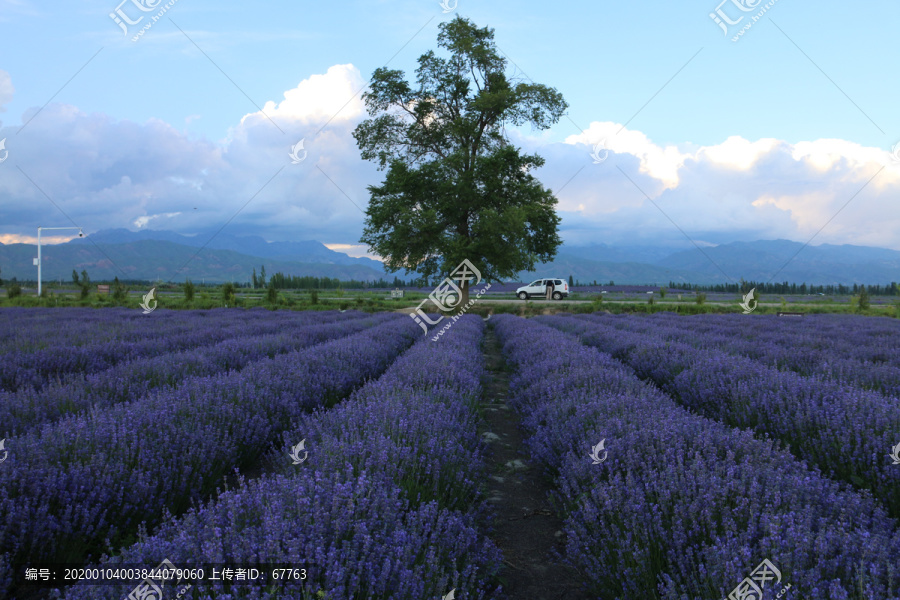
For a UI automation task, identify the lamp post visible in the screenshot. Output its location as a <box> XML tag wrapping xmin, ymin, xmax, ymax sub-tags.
<box><xmin>36</xmin><ymin>226</ymin><xmax>83</xmax><ymax>297</ymax></box>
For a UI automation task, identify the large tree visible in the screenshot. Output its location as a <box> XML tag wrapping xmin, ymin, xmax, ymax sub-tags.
<box><xmin>354</xmin><ymin>15</ymin><xmax>567</xmax><ymax>306</ymax></box>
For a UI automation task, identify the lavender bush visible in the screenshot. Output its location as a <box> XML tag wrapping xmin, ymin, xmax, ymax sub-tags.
<box><xmin>59</xmin><ymin>316</ymin><xmax>502</xmax><ymax>600</ymax></box>
<box><xmin>495</xmin><ymin>314</ymin><xmax>900</xmax><ymax>600</ymax></box>
<box><xmin>0</xmin><ymin>311</ymin><xmax>383</xmax><ymax>437</ymax></box>
<box><xmin>537</xmin><ymin>314</ymin><xmax>900</xmax><ymax>519</ymax></box>
<box><xmin>0</xmin><ymin>315</ymin><xmax>420</xmax><ymax>596</ymax></box>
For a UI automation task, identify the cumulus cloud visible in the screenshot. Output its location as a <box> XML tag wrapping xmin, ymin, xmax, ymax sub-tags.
<box><xmin>0</xmin><ymin>69</ymin><xmax>13</xmax><ymax>112</ymax></box>
<box><xmin>1</xmin><ymin>64</ymin><xmax>378</xmax><ymax>258</ymax></box>
<box><xmin>544</xmin><ymin>123</ymin><xmax>900</xmax><ymax>249</ymax></box>
<box><xmin>2</xmin><ymin>61</ymin><xmax>900</xmax><ymax>260</ymax></box>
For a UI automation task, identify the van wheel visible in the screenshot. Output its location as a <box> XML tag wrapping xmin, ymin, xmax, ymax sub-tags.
<box><xmin>553</xmin><ymin>292</ymin><xmax>563</xmax><ymax>300</ymax></box>
<box><xmin>518</xmin><ymin>292</ymin><xmax>529</xmax><ymax>300</ymax></box>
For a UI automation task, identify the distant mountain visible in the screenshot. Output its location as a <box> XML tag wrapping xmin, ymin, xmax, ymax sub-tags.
<box><xmin>3</xmin><ymin>230</ymin><xmax>898</xmax><ymax>285</ymax></box>
<box><xmin>557</xmin><ymin>244</ymin><xmax>676</xmax><ymax>265</ymax></box>
<box><xmin>0</xmin><ymin>239</ymin><xmax>396</xmax><ymax>283</ymax></box>
<box><xmin>71</xmin><ymin>228</ymin><xmax>387</xmax><ymax>270</ymax></box>
<box><xmin>656</xmin><ymin>240</ymin><xmax>900</xmax><ymax>284</ymax></box>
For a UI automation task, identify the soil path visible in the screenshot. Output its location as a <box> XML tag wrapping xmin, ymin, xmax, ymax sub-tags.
<box><xmin>479</xmin><ymin>324</ymin><xmax>593</xmax><ymax>600</ymax></box>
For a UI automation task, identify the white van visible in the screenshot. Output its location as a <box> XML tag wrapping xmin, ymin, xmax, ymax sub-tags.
<box><xmin>516</xmin><ymin>278</ymin><xmax>569</xmax><ymax>300</ymax></box>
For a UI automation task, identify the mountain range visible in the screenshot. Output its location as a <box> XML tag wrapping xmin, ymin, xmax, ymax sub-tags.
<box><xmin>1</xmin><ymin>228</ymin><xmax>899</xmax><ymax>285</ymax></box>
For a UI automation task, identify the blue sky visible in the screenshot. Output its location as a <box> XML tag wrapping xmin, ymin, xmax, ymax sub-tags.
<box><xmin>1</xmin><ymin>0</ymin><xmax>899</xmax><ymax>258</ymax></box>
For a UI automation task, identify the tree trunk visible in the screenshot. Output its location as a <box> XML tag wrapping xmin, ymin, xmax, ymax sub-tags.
<box><xmin>460</xmin><ymin>277</ymin><xmax>470</xmax><ymax>308</ymax></box>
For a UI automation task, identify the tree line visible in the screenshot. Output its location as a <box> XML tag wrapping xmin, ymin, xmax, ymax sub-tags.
<box><xmin>665</xmin><ymin>281</ymin><xmax>900</xmax><ymax>296</ymax></box>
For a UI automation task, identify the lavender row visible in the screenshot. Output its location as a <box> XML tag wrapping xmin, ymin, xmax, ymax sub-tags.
<box><xmin>61</xmin><ymin>316</ymin><xmax>502</xmax><ymax>600</ymax></box>
<box><xmin>539</xmin><ymin>314</ymin><xmax>900</xmax><ymax>519</ymax></box>
<box><xmin>0</xmin><ymin>309</ymin><xmax>350</xmax><ymax>392</ymax></box>
<box><xmin>0</xmin><ymin>307</ymin><xmax>285</xmax><ymax>353</ymax></box>
<box><xmin>0</xmin><ymin>315</ymin><xmax>420</xmax><ymax>595</ymax></box>
<box><xmin>0</xmin><ymin>311</ymin><xmax>381</xmax><ymax>437</ymax></box>
<box><xmin>495</xmin><ymin>315</ymin><xmax>900</xmax><ymax>600</ymax></box>
<box><xmin>584</xmin><ymin>312</ymin><xmax>900</xmax><ymax>396</ymax></box>
<box><xmin>598</xmin><ymin>311</ymin><xmax>900</xmax><ymax>373</ymax></box>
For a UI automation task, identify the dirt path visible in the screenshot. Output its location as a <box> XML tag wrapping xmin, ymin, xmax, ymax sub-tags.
<box><xmin>479</xmin><ymin>325</ymin><xmax>592</xmax><ymax>600</ymax></box>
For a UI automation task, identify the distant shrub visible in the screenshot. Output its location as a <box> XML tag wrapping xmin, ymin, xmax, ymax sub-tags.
<box><xmin>222</xmin><ymin>282</ymin><xmax>237</xmax><ymax>306</ymax></box>
<box><xmin>310</xmin><ymin>289</ymin><xmax>319</xmax><ymax>304</ymax></box>
<box><xmin>7</xmin><ymin>283</ymin><xmax>22</xmax><ymax>299</ymax></box>
<box><xmin>266</xmin><ymin>284</ymin><xmax>278</xmax><ymax>304</ymax></box>
<box><xmin>858</xmin><ymin>286</ymin><xmax>870</xmax><ymax>311</ymax></box>
<box><xmin>659</xmin><ymin>287</ymin><xmax>667</xmax><ymax>298</ymax></box>
<box><xmin>648</xmin><ymin>295</ymin><xmax>655</xmax><ymax>306</ymax></box>
<box><xmin>339</xmin><ymin>301</ymin><xmax>350</xmax><ymax>311</ymax></box>
<box><xmin>184</xmin><ymin>279</ymin><xmax>195</xmax><ymax>302</ymax></box>
<box><xmin>355</xmin><ymin>297</ymin><xmax>365</xmax><ymax>306</ymax></box>
<box><xmin>695</xmin><ymin>292</ymin><xmax>706</xmax><ymax>305</ymax></box>
<box><xmin>112</xmin><ymin>277</ymin><xmax>128</xmax><ymax>303</ymax></box>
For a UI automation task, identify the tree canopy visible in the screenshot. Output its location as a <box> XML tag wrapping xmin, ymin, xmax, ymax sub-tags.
<box><xmin>353</xmin><ymin>15</ymin><xmax>568</xmax><ymax>303</ymax></box>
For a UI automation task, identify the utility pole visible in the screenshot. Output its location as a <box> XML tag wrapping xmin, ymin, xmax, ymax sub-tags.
<box><xmin>36</xmin><ymin>226</ymin><xmax>83</xmax><ymax>297</ymax></box>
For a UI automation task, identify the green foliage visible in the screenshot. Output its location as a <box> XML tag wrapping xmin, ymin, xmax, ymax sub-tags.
<box><xmin>112</xmin><ymin>277</ymin><xmax>128</xmax><ymax>303</ymax></box>
<box><xmin>695</xmin><ymin>292</ymin><xmax>706</xmax><ymax>305</ymax></box>
<box><xmin>79</xmin><ymin>283</ymin><xmax>91</xmax><ymax>300</ymax></box>
<box><xmin>184</xmin><ymin>279</ymin><xmax>195</xmax><ymax>302</ymax></box>
<box><xmin>266</xmin><ymin>283</ymin><xmax>278</xmax><ymax>304</ymax></box>
<box><xmin>858</xmin><ymin>285</ymin><xmax>870</xmax><ymax>311</ymax></box>
<box><xmin>72</xmin><ymin>269</ymin><xmax>80</xmax><ymax>285</ymax></box>
<box><xmin>353</xmin><ymin>15</ymin><xmax>567</xmax><ymax>297</ymax></box>
<box><xmin>339</xmin><ymin>301</ymin><xmax>350</xmax><ymax>311</ymax></box>
<box><xmin>335</xmin><ymin>287</ymin><xmax>345</xmax><ymax>298</ymax></box>
<box><xmin>222</xmin><ymin>282</ymin><xmax>237</xmax><ymax>306</ymax></box>
<box><xmin>310</xmin><ymin>289</ymin><xmax>319</xmax><ymax>305</ymax></box>
<box><xmin>659</xmin><ymin>287</ymin><xmax>667</xmax><ymax>299</ymax></box>
<box><xmin>80</xmin><ymin>270</ymin><xmax>90</xmax><ymax>285</ymax></box>
<box><xmin>7</xmin><ymin>283</ymin><xmax>22</xmax><ymax>299</ymax></box>
<box><xmin>780</xmin><ymin>296</ymin><xmax>788</xmax><ymax>310</ymax></box>
<box><xmin>648</xmin><ymin>294</ymin><xmax>655</xmax><ymax>306</ymax></box>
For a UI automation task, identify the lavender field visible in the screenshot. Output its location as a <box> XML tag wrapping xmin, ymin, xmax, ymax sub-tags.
<box><xmin>1</xmin><ymin>308</ymin><xmax>900</xmax><ymax>599</ymax></box>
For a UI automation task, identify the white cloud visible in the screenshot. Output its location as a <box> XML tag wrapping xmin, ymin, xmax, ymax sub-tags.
<box><xmin>0</xmin><ymin>69</ymin><xmax>13</xmax><ymax>112</ymax></box>
<box><xmin>134</xmin><ymin>212</ymin><xmax>183</xmax><ymax>228</ymax></box>
<box><xmin>3</xmin><ymin>64</ymin><xmax>900</xmax><ymax>258</ymax></box>
<box><xmin>239</xmin><ymin>64</ymin><xmax>366</xmax><ymax>128</ymax></box>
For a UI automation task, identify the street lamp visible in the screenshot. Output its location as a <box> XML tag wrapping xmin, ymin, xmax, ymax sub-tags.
<box><xmin>36</xmin><ymin>226</ymin><xmax>83</xmax><ymax>297</ymax></box>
